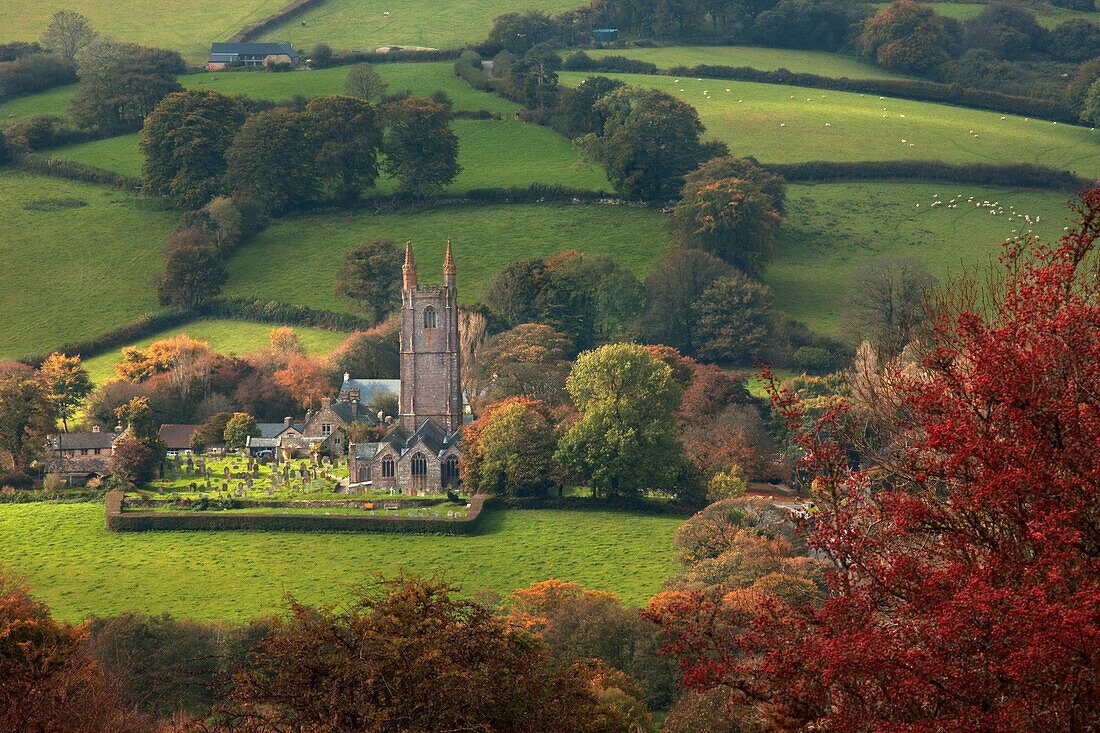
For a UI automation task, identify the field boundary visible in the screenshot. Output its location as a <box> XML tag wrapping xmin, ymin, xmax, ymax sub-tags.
<box><xmin>105</xmin><ymin>491</ymin><xmax>491</xmax><ymax>534</ymax></box>
<box><xmin>766</xmin><ymin>160</ymin><xmax>1093</xmax><ymax>193</ymax></box>
<box><xmin>16</xmin><ymin>153</ymin><xmax>142</xmax><ymax>191</ymax></box>
<box><xmin>230</xmin><ymin>0</ymin><xmax>332</xmax><ymax>43</ymax></box>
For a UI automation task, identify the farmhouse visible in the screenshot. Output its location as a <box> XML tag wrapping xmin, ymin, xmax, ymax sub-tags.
<box><xmin>45</xmin><ymin>426</ymin><xmax>122</xmax><ymax>478</ymax></box>
<box><xmin>208</xmin><ymin>42</ymin><xmax>299</xmax><ymax>69</ymax></box>
<box><xmin>348</xmin><ymin>241</ymin><xmax>464</xmax><ymax>494</ymax></box>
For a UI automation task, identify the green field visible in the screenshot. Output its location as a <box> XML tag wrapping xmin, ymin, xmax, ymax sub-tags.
<box><xmin>81</xmin><ymin>319</ymin><xmax>348</xmax><ymax>387</ymax></box>
<box><xmin>0</xmin><ymin>0</ymin><xmax>287</xmax><ymax>64</ymax></box>
<box><xmin>225</xmin><ymin>203</ymin><xmax>671</xmax><ymax>311</ymax></box>
<box><xmin>883</xmin><ymin>1</ymin><xmax>1100</xmax><ymax>28</ymax></box>
<box><xmin>0</xmin><ymin>502</ymin><xmax>682</xmax><ymax>622</ymax></box>
<box><xmin>767</xmin><ymin>181</ymin><xmax>1074</xmax><ymax>336</ymax></box>
<box><xmin>0</xmin><ymin>170</ymin><xmax>176</xmax><ymax>361</ymax></box>
<box><xmin>255</xmin><ymin>0</ymin><xmax>580</xmax><ymax>51</ymax></box>
<box><xmin>50</xmin><ymin>133</ymin><xmax>144</xmax><ymax>178</ymax></box>
<box><xmin>0</xmin><ymin>83</ymin><xmax>76</xmax><ymax>124</ymax></box>
<box><xmin>582</xmin><ymin>45</ymin><xmax>908</xmax><ymax>79</ymax></box>
<box><xmin>559</xmin><ymin>72</ymin><xmax>1100</xmax><ymax>177</ymax></box>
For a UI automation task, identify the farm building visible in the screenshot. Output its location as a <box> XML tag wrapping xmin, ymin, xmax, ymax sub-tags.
<box><xmin>208</xmin><ymin>42</ymin><xmax>300</xmax><ymax>69</ymax></box>
<box><xmin>45</xmin><ymin>426</ymin><xmax>123</xmax><ymax>478</ymax></box>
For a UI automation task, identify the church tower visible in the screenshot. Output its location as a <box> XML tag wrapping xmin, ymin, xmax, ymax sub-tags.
<box><xmin>399</xmin><ymin>240</ymin><xmax>462</xmax><ymax>433</ymax></box>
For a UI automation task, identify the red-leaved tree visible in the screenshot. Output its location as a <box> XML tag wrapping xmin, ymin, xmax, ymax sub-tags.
<box><xmin>649</xmin><ymin>191</ymin><xmax>1100</xmax><ymax>730</ymax></box>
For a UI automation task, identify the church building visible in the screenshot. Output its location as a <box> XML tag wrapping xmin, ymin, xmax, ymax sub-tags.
<box><xmin>347</xmin><ymin>241</ymin><xmax>463</xmax><ymax>493</ymax></box>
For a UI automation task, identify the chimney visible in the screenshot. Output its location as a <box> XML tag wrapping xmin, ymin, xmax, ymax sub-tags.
<box><xmin>443</xmin><ymin>239</ymin><xmax>456</xmax><ymax>288</ymax></box>
<box><xmin>403</xmin><ymin>240</ymin><xmax>417</xmax><ymax>290</ymax></box>
<box><xmin>305</xmin><ymin>409</ymin><xmax>314</xmax><ymax>422</ymax></box>
<box><xmin>92</xmin><ymin>425</ymin><xmax>100</xmax><ymax>433</ymax></box>
<box><xmin>343</xmin><ymin>372</ymin><xmax>350</xmax><ymax>383</ymax></box>
<box><xmin>321</xmin><ymin>397</ymin><xmax>332</xmax><ymax>408</ymax></box>
<box><xmin>347</xmin><ymin>388</ymin><xmax>361</xmax><ymax>404</ymax></box>
<box><xmin>283</xmin><ymin>416</ymin><xmax>293</xmax><ymax>429</ymax></box>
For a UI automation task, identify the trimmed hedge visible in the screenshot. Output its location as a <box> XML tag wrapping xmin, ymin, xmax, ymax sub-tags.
<box><xmin>19</xmin><ymin>309</ymin><xmax>198</xmax><ymax>367</ymax></box>
<box><xmin>203</xmin><ymin>297</ymin><xmax>375</xmax><ymax>331</ymax></box>
<box><xmin>231</xmin><ymin>0</ymin><xmax>331</xmax><ymax>43</ymax></box>
<box><xmin>337</xmin><ymin>48</ymin><xmax>462</xmax><ymax>65</ymax></box>
<box><xmin>451</xmin><ymin>109</ymin><xmax>501</xmax><ymax>120</ymax></box>
<box><xmin>454</xmin><ymin>51</ymin><xmax>497</xmax><ymax>93</ymax></box>
<box><xmin>106</xmin><ymin>491</ymin><xmax>491</xmax><ymax>534</ymax></box>
<box><xmin>124</xmin><ymin>496</ymin><xmax>453</xmax><ymax>510</ymax></box>
<box><xmin>16</xmin><ymin>152</ymin><xmax>142</xmax><ymax>190</ymax></box>
<box><xmin>766</xmin><ymin>160</ymin><xmax>1093</xmax><ymax>192</ymax></box>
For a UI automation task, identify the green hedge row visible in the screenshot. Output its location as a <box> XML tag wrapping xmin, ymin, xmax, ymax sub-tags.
<box><xmin>16</xmin><ymin>153</ymin><xmax>142</xmax><ymax>190</ymax></box>
<box><xmin>106</xmin><ymin>491</ymin><xmax>490</xmax><ymax>534</ymax></box>
<box><xmin>454</xmin><ymin>52</ymin><xmax>497</xmax><ymax>93</ymax></box>
<box><xmin>19</xmin><ymin>309</ymin><xmax>198</xmax><ymax>367</ymax></box>
<box><xmin>203</xmin><ymin>297</ymin><xmax>374</xmax><ymax>331</ymax></box>
<box><xmin>339</xmin><ymin>49</ymin><xmax>462</xmax><ymax>65</ymax></box>
<box><xmin>766</xmin><ymin>160</ymin><xmax>1092</xmax><ymax>192</ymax></box>
<box><xmin>232</xmin><ymin>0</ymin><xmax>332</xmax><ymax>43</ymax></box>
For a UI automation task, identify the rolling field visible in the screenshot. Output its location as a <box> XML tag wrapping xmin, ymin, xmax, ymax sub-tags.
<box><xmin>49</xmin><ymin>119</ymin><xmax>606</xmax><ymax>191</ymax></box>
<box><xmin>80</xmin><ymin>320</ymin><xmax>349</xmax><ymax>387</ymax></box>
<box><xmin>768</xmin><ymin>181</ymin><xmax>1074</xmax><ymax>336</ymax></box>
<box><xmin>559</xmin><ymin>71</ymin><xmax>1100</xmax><ymax>177</ymax></box>
<box><xmin>225</xmin><ymin>203</ymin><xmax>671</xmax><ymax>311</ymax></box>
<box><xmin>880</xmin><ymin>1</ymin><xmax>1100</xmax><ymax>28</ymax></box>
<box><xmin>0</xmin><ymin>0</ymin><xmax>287</xmax><ymax>64</ymax></box>
<box><xmin>0</xmin><ymin>170</ymin><xmax>176</xmax><ymax>361</ymax></box>
<box><xmin>0</xmin><ymin>83</ymin><xmax>76</xmax><ymax>124</ymax></box>
<box><xmin>255</xmin><ymin>0</ymin><xmax>579</xmax><ymax>52</ymax></box>
<box><xmin>0</xmin><ymin>502</ymin><xmax>683</xmax><ymax>622</ymax></box>
<box><xmin>582</xmin><ymin>46</ymin><xmax>908</xmax><ymax>79</ymax></box>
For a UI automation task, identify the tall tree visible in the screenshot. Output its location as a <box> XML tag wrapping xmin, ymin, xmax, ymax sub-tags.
<box><xmin>222</xmin><ymin>412</ymin><xmax>259</xmax><ymax>450</ymax></box>
<box><xmin>841</xmin><ymin>254</ymin><xmax>935</xmax><ymax>359</ymax></box>
<box><xmin>343</xmin><ymin>62</ymin><xmax>388</xmax><ymax>101</ymax></box>
<box><xmin>39</xmin><ymin>10</ymin><xmax>94</xmax><ymax>61</ymax></box>
<box><xmin>225</xmin><ymin>107</ymin><xmax>317</xmax><ymax>213</ymax></box>
<box><xmin>640</xmin><ymin>248</ymin><xmax>733</xmax><ymax>354</ymax></box>
<box><xmin>334</xmin><ymin>237</ymin><xmax>403</xmax><ymax>322</ymax></box>
<box><xmin>460</xmin><ymin>397</ymin><xmax>559</xmax><ymax>496</ymax></box>
<box><xmin>155</xmin><ymin>243</ymin><xmax>228</xmax><ymax>310</ymax></box>
<box><xmin>382</xmin><ymin>96</ymin><xmax>460</xmax><ymax>196</ymax></box>
<box><xmin>466</xmin><ymin>323</ymin><xmax>573</xmax><ymax>410</ymax></box>
<box><xmin>70</xmin><ymin>39</ymin><xmax>184</xmax><ymax>133</ymax></box>
<box><xmin>691</xmin><ymin>272</ymin><xmax>776</xmax><ymax>363</ymax></box>
<box><xmin>859</xmin><ymin>0</ymin><xmax>951</xmax><ymax>73</ymax></box>
<box><xmin>140</xmin><ymin>89</ymin><xmax>247</xmax><ymax>208</ymax></box>
<box><xmin>38</xmin><ymin>352</ymin><xmax>93</xmax><ymax>433</ymax></box>
<box><xmin>0</xmin><ymin>372</ymin><xmax>57</xmax><ymax>471</ymax></box>
<box><xmin>303</xmin><ymin>95</ymin><xmax>383</xmax><ymax>203</ymax></box>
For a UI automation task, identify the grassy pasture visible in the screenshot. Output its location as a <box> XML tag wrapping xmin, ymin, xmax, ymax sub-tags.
<box><xmin>0</xmin><ymin>502</ymin><xmax>682</xmax><ymax>622</ymax></box>
<box><xmin>255</xmin><ymin>0</ymin><xmax>580</xmax><ymax>52</ymax></box>
<box><xmin>0</xmin><ymin>170</ymin><xmax>176</xmax><ymax>361</ymax></box>
<box><xmin>559</xmin><ymin>71</ymin><xmax>1100</xmax><ymax>177</ymax></box>
<box><xmin>880</xmin><ymin>1</ymin><xmax>1100</xmax><ymax>28</ymax></box>
<box><xmin>0</xmin><ymin>83</ymin><xmax>76</xmax><ymax>124</ymax></box>
<box><xmin>81</xmin><ymin>320</ymin><xmax>348</xmax><ymax>387</ymax></box>
<box><xmin>0</xmin><ymin>0</ymin><xmax>287</xmax><ymax>64</ymax></box>
<box><xmin>768</xmin><ymin>181</ymin><xmax>1074</xmax><ymax>337</ymax></box>
<box><xmin>581</xmin><ymin>46</ymin><xmax>908</xmax><ymax>79</ymax></box>
<box><xmin>49</xmin><ymin>133</ymin><xmax>144</xmax><ymax>178</ymax></box>
<box><xmin>225</xmin><ymin>203</ymin><xmax>671</xmax><ymax>311</ymax></box>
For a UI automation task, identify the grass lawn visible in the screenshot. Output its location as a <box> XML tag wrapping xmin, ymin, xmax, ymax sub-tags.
<box><xmin>581</xmin><ymin>45</ymin><xmax>909</xmax><ymax>79</ymax></box>
<box><xmin>225</xmin><ymin>203</ymin><xmax>671</xmax><ymax>311</ymax></box>
<box><xmin>559</xmin><ymin>71</ymin><xmax>1100</xmax><ymax>177</ymax></box>
<box><xmin>49</xmin><ymin>133</ymin><xmax>144</xmax><ymax>178</ymax></box>
<box><xmin>879</xmin><ymin>1</ymin><xmax>1100</xmax><ymax>28</ymax></box>
<box><xmin>0</xmin><ymin>502</ymin><xmax>683</xmax><ymax>622</ymax></box>
<box><xmin>0</xmin><ymin>83</ymin><xmax>76</xmax><ymax>124</ymax></box>
<box><xmin>81</xmin><ymin>320</ymin><xmax>348</xmax><ymax>387</ymax></box>
<box><xmin>0</xmin><ymin>170</ymin><xmax>176</xmax><ymax>361</ymax></box>
<box><xmin>767</xmin><ymin>181</ymin><xmax>1075</xmax><ymax>337</ymax></box>
<box><xmin>0</xmin><ymin>0</ymin><xmax>287</xmax><ymax>64</ymax></box>
<box><xmin>255</xmin><ymin>0</ymin><xmax>580</xmax><ymax>52</ymax></box>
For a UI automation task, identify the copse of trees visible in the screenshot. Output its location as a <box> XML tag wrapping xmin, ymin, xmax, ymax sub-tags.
<box><xmin>461</xmin><ymin>396</ymin><xmax>560</xmax><ymax>496</ymax></box>
<box><xmin>0</xmin><ymin>51</ymin><xmax>76</xmax><ymax>99</ymax></box>
<box><xmin>382</xmin><ymin>95</ymin><xmax>461</xmax><ymax>196</ymax></box>
<box><xmin>303</xmin><ymin>95</ymin><xmax>383</xmax><ymax>202</ymax></box>
<box><xmin>859</xmin><ymin>0</ymin><xmax>952</xmax><ymax>73</ymax></box>
<box><xmin>335</xmin><ymin>237</ymin><xmax>404</xmax><ymax>323</ymax></box>
<box><xmin>70</xmin><ymin>38</ymin><xmax>184</xmax><ymax>133</ymax></box>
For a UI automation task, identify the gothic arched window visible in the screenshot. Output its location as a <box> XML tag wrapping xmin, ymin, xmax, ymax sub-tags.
<box><xmin>381</xmin><ymin>456</ymin><xmax>395</xmax><ymax>477</ymax></box>
<box><xmin>443</xmin><ymin>455</ymin><xmax>459</xmax><ymax>486</ymax></box>
<box><xmin>423</xmin><ymin>306</ymin><xmax>436</xmax><ymax>329</ymax></box>
<box><xmin>411</xmin><ymin>453</ymin><xmax>427</xmax><ymax>476</ymax></box>
<box><xmin>358</xmin><ymin>464</ymin><xmax>370</xmax><ymax>482</ymax></box>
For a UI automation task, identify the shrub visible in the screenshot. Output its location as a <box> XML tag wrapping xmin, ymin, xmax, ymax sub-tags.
<box><xmin>794</xmin><ymin>345</ymin><xmax>834</xmax><ymax>373</ymax></box>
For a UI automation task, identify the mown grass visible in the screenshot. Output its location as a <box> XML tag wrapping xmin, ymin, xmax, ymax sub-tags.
<box><xmin>0</xmin><ymin>170</ymin><xmax>176</xmax><ymax>361</ymax></box>
<box><xmin>767</xmin><ymin>181</ymin><xmax>1075</xmax><ymax>337</ymax></box>
<box><xmin>255</xmin><ymin>0</ymin><xmax>580</xmax><ymax>52</ymax></box>
<box><xmin>49</xmin><ymin>133</ymin><xmax>144</xmax><ymax>178</ymax></box>
<box><xmin>0</xmin><ymin>0</ymin><xmax>287</xmax><ymax>64</ymax></box>
<box><xmin>81</xmin><ymin>320</ymin><xmax>348</xmax><ymax>387</ymax></box>
<box><xmin>0</xmin><ymin>502</ymin><xmax>682</xmax><ymax>622</ymax></box>
<box><xmin>225</xmin><ymin>203</ymin><xmax>671</xmax><ymax>311</ymax></box>
<box><xmin>559</xmin><ymin>71</ymin><xmax>1100</xmax><ymax>177</ymax></box>
<box><xmin>0</xmin><ymin>83</ymin><xmax>76</xmax><ymax>124</ymax></box>
<box><xmin>581</xmin><ymin>45</ymin><xmax>909</xmax><ymax>79</ymax></box>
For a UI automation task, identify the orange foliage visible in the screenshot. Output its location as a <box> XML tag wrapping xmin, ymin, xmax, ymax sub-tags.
<box><xmin>272</xmin><ymin>355</ymin><xmax>333</xmax><ymax>410</ymax></box>
<box><xmin>505</xmin><ymin>579</ymin><xmax>619</xmax><ymax>632</ymax></box>
<box><xmin>114</xmin><ymin>334</ymin><xmax>212</xmax><ymax>382</ymax></box>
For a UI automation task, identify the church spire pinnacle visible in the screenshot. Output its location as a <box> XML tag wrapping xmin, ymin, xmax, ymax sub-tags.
<box><xmin>443</xmin><ymin>239</ymin><xmax>456</xmax><ymax>287</ymax></box>
<box><xmin>403</xmin><ymin>240</ymin><xmax>417</xmax><ymax>290</ymax></box>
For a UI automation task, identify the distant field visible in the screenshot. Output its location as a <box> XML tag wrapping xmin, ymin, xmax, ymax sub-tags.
<box><xmin>881</xmin><ymin>1</ymin><xmax>1100</xmax><ymax>28</ymax></box>
<box><xmin>0</xmin><ymin>0</ymin><xmax>287</xmax><ymax>64</ymax></box>
<box><xmin>559</xmin><ymin>72</ymin><xmax>1100</xmax><ymax>177</ymax></box>
<box><xmin>81</xmin><ymin>319</ymin><xmax>349</xmax><ymax>387</ymax></box>
<box><xmin>582</xmin><ymin>46</ymin><xmax>908</xmax><ymax>79</ymax></box>
<box><xmin>767</xmin><ymin>181</ymin><xmax>1074</xmax><ymax>337</ymax></box>
<box><xmin>0</xmin><ymin>83</ymin><xmax>75</xmax><ymax>124</ymax></box>
<box><xmin>0</xmin><ymin>502</ymin><xmax>682</xmax><ymax>622</ymax></box>
<box><xmin>49</xmin><ymin>119</ymin><xmax>606</xmax><ymax>191</ymax></box>
<box><xmin>225</xmin><ymin>203</ymin><xmax>671</xmax><ymax>311</ymax></box>
<box><xmin>0</xmin><ymin>170</ymin><xmax>176</xmax><ymax>361</ymax></box>
<box><xmin>255</xmin><ymin>0</ymin><xmax>579</xmax><ymax>52</ymax></box>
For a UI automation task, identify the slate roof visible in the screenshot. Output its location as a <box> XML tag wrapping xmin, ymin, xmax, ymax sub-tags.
<box><xmin>158</xmin><ymin>424</ymin><xmax>200</xmax><ymax>450</ymax></box>
<box><xmin>353</xmin><ymin>442</ymin><xmax>384</xmax><ymax>461</ymax></box>
<box><xmin>208</xmin><ymin>42</ymin><xmax>299</xmax><ymax>62</ymax></box>
<box><xmin>246</xmin><ymin>436</ymin><xmax>281</xmax><ymax>449</ymax></box>
<box><xmin>381</xmin><ymin>419</ymin><xmax>460</xmax><ymax>457</ymax></box>
<box><xmin>256</xmin><ymin>422</ymin><xmax>303</xmax><ymax>439</ymax></box>
<box><xmin>48</xmin><ymin>431</ymin><xmax>120</xmax><ymax>451</ymax></box>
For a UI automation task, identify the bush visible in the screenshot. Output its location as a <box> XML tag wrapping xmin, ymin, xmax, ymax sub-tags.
<box><xmin>794</xmin><ymin>345</ymin><xmax>834</xmax><ymax>373</ymax></box>
<box><xmin>0</xmin><ymin>52</ymin><xmax>77</xmax><ymax>99</ymax></box>
<box><xmin>764</xmin><ymin>159</ymin><xmax>1088</xmax><ymax>192</ymax></box>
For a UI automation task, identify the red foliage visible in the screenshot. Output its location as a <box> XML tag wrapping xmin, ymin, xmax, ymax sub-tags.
<box><xmin>654</xmin><ymin>190</ymin><xmax>1100</xmax><ymax>730</ymax></box>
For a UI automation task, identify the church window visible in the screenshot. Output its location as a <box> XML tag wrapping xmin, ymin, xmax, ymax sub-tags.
<box><xmin>423</xmin><ymin>306</ymin><xmax>436</xmax><ymax>329</ymax></box>
<box><xmin>411</xmin><ymin>453</ymin><xmax>427</xmax><ymax>476</ymax></box>
<box><xmin>443</xmin><ymin>455</ymin><xmax>459</xmax><ymax>486</ymax></box>
<box><xmin>322</xmin><ymin>423</ymin><xmax>331</xmax><ymax>435</ymax></box>
<box><xmin>382</xmin><ymin>456</ymin><xmax>395</xmax><ymax>477</ymax></box>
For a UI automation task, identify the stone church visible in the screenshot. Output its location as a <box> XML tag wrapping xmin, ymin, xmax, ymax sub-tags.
<box><xmin>348</xmin><ymin>241</ymin><xmax>463</xmax><ymax>493</ymax></box>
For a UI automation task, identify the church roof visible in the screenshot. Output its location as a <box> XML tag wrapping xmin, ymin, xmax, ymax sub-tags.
<box><xmin>382</xmin><ymin>419</ymin><xmax>460</xmax><ymax>457</ymax></box>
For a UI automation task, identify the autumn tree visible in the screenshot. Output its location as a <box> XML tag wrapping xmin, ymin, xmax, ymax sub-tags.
<box><xmin>691</xmin><ymin>272</ymin><xmax>776</xmax><ymax>363</ymax></box>
<box><xmin>382</xmin><ymin>96</ymin><xmax>460</xmax><ymax>196</ymax></box>
<box><xmin>210</xmin><ymin>574</ymin><xmax>627</xmax><ymax>732</ymax></box>
<box><xmin>70</xmin><ymin>39</ymin><xmax>184</xmax><ymax>133</ymax></box>
<box><xmin>303</xmin><ymin>95</ymin><xmax>383</xmax><ymax>203</ymax></box>
<box><xmin>222</xmin><ymin>412</ymin><xmax>259</xmax><ymax>450</ymax></box>
<box><xmin>556</xmin><ymin>343</ymin><xmax>692</xmax><ymax>498</ymax></box>
<box><xmin>327</xmin><ymin>326</ymin><xmax>400</xmax><ymax>382</ymax></box>
<box><xmin>40</xmin><ymin>10</ymin><xmax>94</xmax><ymax>61</ymax></box>
<box><xmin>460</xmin><ymin>397</ymin><xmax>559</xmax><ymax>496</ymax></box>
<box><xmin>140</xmin><ymin>89</ymin><xmax>247</xmax><ymax>208</ymax></box>
<box><xmin>841</xmin><ymin>253</ymin><xmax>935</xmax><ymax>359</ymax></box>
<box><xmin>859</xmin><ymin>0</ymin><xmax>951</xmax><ymax>73</ymax></box>
<box><xmin>657</xmin><ymin>190</ymin><xmax>1100</xmax><ymax>730</ymax></box>
<box><xmin>0</xmin><ymin>370</ymin><xmax>57</xmax><ymax>471</ymax></box>
<box><xmin>334</xmin><ymin>238</ymin><xmax>404</xmax><ymax>323</ymax></box>
<box><xmin>466</xmin><ymin>323</ymin><xmax>573</xmax><ymax>410</ymax></box>
<box><xmin>273</xmin><ymin>356</ymin><xmax>333</xmax><ymax>410</ymax></box>
<box><xmin>156</xmin><ymin>241</ymin><xmax>228</xmax><ymax>309</ymax></box>
<box><xmin>38</xmin><ymin>352</ymin><xmax>93</xmax><ymax>432</ymax></box>
<box><xmin>344</xmin><ymin>61</ymin><xmax>388</xmax><ymax>101</ymax></box>
<box><xmin>225</xmin><ymin>107</ymin><xmax>317</xmax><ymax>213</ymax></box>
<box><xmin>114</xmin><ymin>395</ymin><xmax>166</xmax><ymax>461</ymax></box>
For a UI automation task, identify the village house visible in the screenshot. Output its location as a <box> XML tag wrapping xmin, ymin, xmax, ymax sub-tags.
<box><xmin>158</xmin><ymin>424</ymin><xmax>201</xmax><ymax>457</ymax></box>
<box><xmin>44</xmin><ymin>426</ymin><xmax>122</xmax><ymax>478</ymax></box>
<box><xmin>207</xmin><ymin>42</ymin><xmax>299</xmax><ymax>69</ymax></box>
